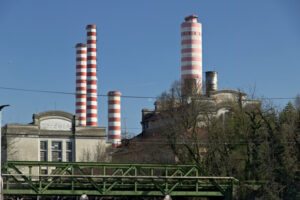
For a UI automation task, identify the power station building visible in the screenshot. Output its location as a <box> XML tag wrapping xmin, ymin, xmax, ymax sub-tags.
<box><xmin>2</xmin><ymin>111</ymin><xmax>108</xmax><ymax>163</ymax></box>
<box><xmin>2</xmin><ymin>24</ymin><xmax>121</xmax><ymax>164</ymax></box>
<box><xmin>112</xmin><ymin>15</ymin><xmax>260</xmax><ymax>163</ymax></box>
<box><xmin>139</xmin><ymin>14</ymin><xmax>259</xmax><ymax>133</ymax></box>
<box><xmin>2</xmin><ymin>14</ymin><xmax>259</xmax><ymax>165</ymax></box>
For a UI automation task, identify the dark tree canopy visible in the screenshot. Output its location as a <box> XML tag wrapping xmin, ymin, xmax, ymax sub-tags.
<box><xmin>155</xmin><ymin>82</ymin><xmax>300</xmax><ymax>200</ymax></box>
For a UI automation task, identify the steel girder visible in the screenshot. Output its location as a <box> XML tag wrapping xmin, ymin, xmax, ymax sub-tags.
<box><xmin>2</xmin><ymin>161</ymin><xmax>237</xmax><ymax>198</ymax></box>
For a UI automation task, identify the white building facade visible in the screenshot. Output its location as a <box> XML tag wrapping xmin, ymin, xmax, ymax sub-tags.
<box><xmin>2</xmin><ymin>111</ymin><xmax>110</xmax><ymax>164</ymax></box>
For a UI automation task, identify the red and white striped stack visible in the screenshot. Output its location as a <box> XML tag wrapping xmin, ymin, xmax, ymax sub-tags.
<box><xmin>75</xmin><ymin>43</ymin><xmax>87</xmax><ymax>126</ymax></box>
<box><xmin>86</xmin><ymin>25</ymin><xmax>98</xmax><ymax>126</ymax></box>
<box><xmin>181</xmin><ymin>15</ymin><xmax>202</xmax><ymax>93</ymax></box>
<box><xmin>108</xmin><ymin>91</ymin><xmax>121</xmax><ymax>147</ymax></box>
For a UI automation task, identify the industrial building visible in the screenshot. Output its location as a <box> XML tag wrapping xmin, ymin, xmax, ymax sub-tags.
<box><xmin>112</xmin><ymin>15</ymin><xmax>259</xmax><ymax>163</ymax></box>
<box><xmin>2</xmin><ymin>110</ymin><xmax>108</xmax><ymax>163</ymax></box>
<box><xmin>2</xmin><ymin>14</ymin><xmax>259</xmax><ymax>165</ymax></box>
<box><xmin>2</xmin><ymin>24</ymin><xmax>122</xmax><ymax>164</ymax></box>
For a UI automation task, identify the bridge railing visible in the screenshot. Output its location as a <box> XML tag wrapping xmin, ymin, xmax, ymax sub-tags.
<box><xmin>2</xmin><ymin>161</ymin><xmax>238</xmax><ymax>198</ymax></box>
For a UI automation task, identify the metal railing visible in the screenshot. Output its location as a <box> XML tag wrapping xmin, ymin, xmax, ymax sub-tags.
<box><xmin>2</xmin><ymin>161</ymin><xmax>237</xmax><ymax>199</ymax></box>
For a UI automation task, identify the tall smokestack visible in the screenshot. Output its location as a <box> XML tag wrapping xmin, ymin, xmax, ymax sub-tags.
<box><xmin>86</xmin><ymin>25</ymin><xmax>98</xmax><ymax>126</ymax></box>
<box><xmin>205</xmin><ymin>71</ymin><xmax>218</xmax><ymax>95</ymax></box>
<box><xmin>75</xmin><ymin>43</ymin><xmax>87</xmax><ymax>126</ymax></box>
<box><xmin>181</xmin><ymin>15</ymin><xmax>202</xmax><ymax>95</ymax></box>
<box><xmin>108</xmin><ymin>91</ymin><xmax>121</xmax><ymax>147</ymax></box>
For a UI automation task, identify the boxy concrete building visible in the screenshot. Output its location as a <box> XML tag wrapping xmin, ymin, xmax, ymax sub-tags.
<box><xmin>2</xmin><ymin>110</ymin><xmax>110</xmax><ymax>163</ymax></box>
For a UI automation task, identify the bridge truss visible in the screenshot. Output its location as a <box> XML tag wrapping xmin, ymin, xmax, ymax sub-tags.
<box><xmin>2</xmin><ymin>161</ymin><xmax>237</xmax><ymax>199</ymax></box>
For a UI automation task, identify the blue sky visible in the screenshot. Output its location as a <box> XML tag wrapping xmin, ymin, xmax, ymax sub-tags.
<box><xmin>1</xmin><ymin>0</ymin><xmax>300</xmax><ymax>135</ymax></box>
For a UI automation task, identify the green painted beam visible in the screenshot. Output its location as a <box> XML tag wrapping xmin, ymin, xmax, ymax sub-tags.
<box><xmin>3</xmin><ymin>161</ymin><xmax>236</xmax><ymax>197</ymax></box>
<box><xmin>4</xmin><ymin>189</ymin><xmax>224</xmax><ymax>196</ymax></box>
<box><xmin>4</xmin><ymin>161</ymin><xmax>198</xmax><ymax>168</ymax></box>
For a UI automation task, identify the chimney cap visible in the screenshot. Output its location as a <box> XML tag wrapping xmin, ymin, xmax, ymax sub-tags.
<box><xmin>184</xmin><ymin>15</ymin><xmax>198</xmax><ymax>22</ymax></box>
<box><xmin>75</xmin><ymin>43</ymin><xmax>87</xmax><ymax>48</ymax></box>
<box><xmin>86</xmin><ymin>24</ymin><xmax>97</xmax><ymax>29</ymax></box>
<box><xmin>206</xmin><ymin>71</ymin><xmax>218</xmax><ymax>74</ymax></box>
<box><xmin>108</xmin><ymin>91</ymin><xmax>121</xmax><ymax>96</ymax></box>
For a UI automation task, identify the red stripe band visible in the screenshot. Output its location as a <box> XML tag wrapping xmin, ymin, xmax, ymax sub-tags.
<box><xmin>76</xmin><ymin>102</ymin><xmax>86</xmax><ymax>106</ymax></box>
<box><xmin>181</xmin><ymin>48</ymin><xmax>202</xmax><ymax>53</ymax></box>
<box><xmin>108</xmin><ymin>100</ymin><xmax>120</xmax><ymax>104</ymax></box>
<box><xmin>86</xmin><ymin>122</ymin><xmax>97</xmax><ymax>126</ymax></box>
<box><xmin>87</xmin><ymin>113</ymin><xmax>97</xmax><ymax>117</ymax></box>
<box><xmin>87</xmin><ymin>40</ymin><xmax>96</xmax><ymax>44</ymax></box>
<box><xmin>108</xmin><ymin>118</ymin><xmax>121</xmax><ymax>122</ymax></box>
<box><xmin>76</xmin><ymin>50</ymin><xmax>87</xmax><ymax>54</ymax></box>
<box><xmin>181</xmin><ymin>40</ymin><xmax>201</xmax><ymax>44</ymax></box>
<box><xmin>181</xmin><ymin>57</ymin><xmax>202</xmax><ymax>62</ymax></box>
<box><xmin>181</xmin><ymin>23</ymin><xmax>201</xmax><ymax>28</ymax></box>
<box><xmin>76</xmin><ymin>110</ymin><xmax>86</xmax><ymax>113</ymax></box>
<box><xmin>87</xmin><ymin>89</ymin><xmax>97</xmax><ymax>93</ymax></box>
<box><xmin>87</xmin><ymin>56</ymin><xmax>97</xmax><ymax>60</ymax></box>
<box><xmin>76</xmin><ymin>80</ymin><xmax>87</xmax><ymax>83</ymax></box>
<box><xmin>76</xmin><ymin>87</ymin><xmax>86</xmax><ymax>91</ymax></box>
<box><xmin>87</xmin><ymin>64</ymin><xmax>97</xmax><ymax>67</ymax></box>
<box><xmin>181</xmin><ymin>31</ymin><xmax>201</xmax><ymax>36</ymax></box>
<box><xmin>87</xmin><ymin>105</ymin><xmax>97</xmax><ymax>109</ymax></box>
<box><xmin>108</xmin><ymin>126</ymin><xmax>121</xmax><ymax>131</ymax></box>
<box><xmin>87</xmin><ymin>32</ymin><xmax>96</xmax><ymax>36</ymax></box>
<box><xmin>108</xmin><ymin>135</ymin><xmax>121</xmax><ymax>139</ymax></box>
<box><xmin>86</xmin><ymin>25</ymin><xmax>97</xmax><ymax>29</ymax></box>
<box><xmin>87</xmin><ymin>48</ymin><xmax>97</xmax><ymax>52</ymax></box>
<box><xmin>109</xmin><ymin>109</ymin><xmax>120</xmax><ymax>113</ymax></box>
<box><xmin>76</xmin><ymin>72</ymin><xmax>87</xmax><ymax>76</ymax></box>
<box><xmin>87</xmin><ymin>97</ymin><xmax>97</xmax><ymax>101</ymax></box>
<box><xmin>76</xmin><ymin>58</ymin><xmax>87</xmax><ymax>61</ymax></box>
<box><xmin>87</xmin><ymin>72</ymin><xmax>97</xmax><ymax>76</ymax></box>
<box><xmin>76</xmin><ymin>66</ymin><xmax>87</xmax><ymax>69</ymax></box>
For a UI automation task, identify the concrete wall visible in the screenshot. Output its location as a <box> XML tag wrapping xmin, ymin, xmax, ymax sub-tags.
<box><xmin>75</xmin><ymin>138</ymin><xmax>111</xmax><ymax>162</ymax></box>
<box><xmin>6</xmin><ymin>136</ymin><xmax>38</xmax><ymax>161</ymax></box>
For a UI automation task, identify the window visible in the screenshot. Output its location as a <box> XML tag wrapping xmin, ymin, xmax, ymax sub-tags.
<box><xmin>52</xmin><ymin>141</ymin><xmax>62</xmax><ymax>162</ymax></box>
<box><xmin>66</xmin><ymin>141</ymin><xmax>73</xmax><ymax>162</ymax></box>
<box><xmin>40</xmin><ymin>151</ymin><xmax>47</xmax><ymax>161</ymax></box>
<box><xmin>66</xmin><ymin>152</ymin><xmax>72</xmax><ymax>162</ymax></box>
<box><xmin>40</xmin><ymin>141</ymin><xmax>48</xmax><ymax>161</ymax></box>
<box><xmin>66</xmin><ymin>141</ymin><xmax>72</xmax><ymax>151</ymax></box>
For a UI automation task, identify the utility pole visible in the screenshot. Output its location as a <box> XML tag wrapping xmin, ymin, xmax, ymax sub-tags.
<box><xmin>0</xmin><ymin>104</ymin><xmax>10</xmax><ymax>200</ymax></box>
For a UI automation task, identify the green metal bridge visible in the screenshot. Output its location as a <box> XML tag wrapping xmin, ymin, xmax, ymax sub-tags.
<box><xmin>2</xmin><ymin>161</ymin><xmax>238</xmax><ymax>199</ymax></box>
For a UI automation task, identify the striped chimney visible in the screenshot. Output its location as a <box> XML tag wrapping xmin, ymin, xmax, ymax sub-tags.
<box><xmin>86</xmin><ymin>25</ymin><xmax>98</xmax><ymax>126</ymax></box>
<box><xmin>181</xmin><ymin>15</ymin><xmax>202</xmax><ymax>95</ymax></box>
<box><xmin>75</xmin><ymin>43</ymin><xmax>87</xmax><ymax>126</ymax></box>
<box><xmin>108</xmin><ymin>91</ymin><xmax>121</xmax><ymax>147</ymax></box>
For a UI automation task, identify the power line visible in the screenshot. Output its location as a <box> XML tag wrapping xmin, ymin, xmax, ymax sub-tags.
<box><xmin>0</xmin><ymin>86</ymin><xmax>75</xmax><ymax>95</ymax></box>
<box><xmin>121</xmin><ymin>128</ymin><xmax>141</xmax><ymax>130</ymax></box>
<box><xmin>0</xmin><ymin>86</ymin><xmax>156</xmax><ymax>99</ymax></box>
<box><xmin>0</xmin><ymin>86</ymin><xmax>298</xmax><ymax>100</ymax></box>
<box><xmin>120</xmin><ymin>140</ymin><xmax>299</xmax><ymax>145</ymax></box>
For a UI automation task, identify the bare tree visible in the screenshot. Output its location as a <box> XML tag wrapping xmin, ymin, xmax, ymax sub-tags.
<box><xmin>156</xmin><ymin>80</ymin><xmax>300</xmax><ymax>199</ymax></box>
<box><xmin>80</xmin><ymin>148</ymin><xmax>93</xmax><ymax>162</ymax></box>
<box><xmin>155</xmin><ymin>80</ymin><xmax>214</xmax><ymax>165</ymax></box>
<box><xmin>294</xmin><ymin>94</ymin><xmax>300</xmax><ymax>110</ymax></box>
<box><xmin>80</xmin><ymin>142</ymin><xmax>112</xmax><ymax>162</ymax></box>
